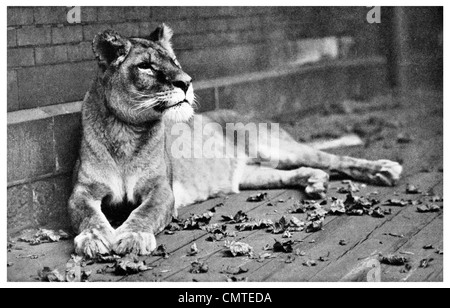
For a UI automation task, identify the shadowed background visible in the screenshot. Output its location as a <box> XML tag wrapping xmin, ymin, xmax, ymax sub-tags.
<box><xmin>7</xmin><ymin>6</ymin><xmax>442</xmax><ymax>234</ymax></box>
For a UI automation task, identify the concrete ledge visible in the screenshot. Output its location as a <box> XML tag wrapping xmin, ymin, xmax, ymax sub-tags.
<box><xmin>8</xmin><ymin>56</ymin><xmax>386</xmax><ymax>125</ymax></box>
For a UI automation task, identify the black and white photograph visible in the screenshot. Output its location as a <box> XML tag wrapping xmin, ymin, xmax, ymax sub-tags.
<box><xmin>4</xmin><ymin>3</ymin><xmax>445</xmax><ymax>288</ymax></box>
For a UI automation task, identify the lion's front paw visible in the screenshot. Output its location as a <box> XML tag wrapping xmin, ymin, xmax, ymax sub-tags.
<box><xmin>74</xmin><ymin>228</ymin><xmax>114</xmax><ymax>258</ymax></box>
<box><xmin>113</xmin><ymin>230</ymin><xmax>157</xmax><ymax>256</ymax></box>
<box><xmin>373</xmin><ymin>160</ymin><xmax>403</xmax><ymax>186</ymax></box>
<box><xmin>304</xmin><ymin>169</ymin><xmax>329</xmax><ymax>199</ymax></box>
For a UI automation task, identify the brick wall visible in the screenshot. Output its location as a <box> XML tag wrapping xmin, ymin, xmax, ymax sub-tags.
<box><xmin>7</xmin><ymin>6</ymin><xmax>383</xmax><ymax>112</ymax></box>
<box><xmin>7</xmin><ymin>6</ymin><xmax>390</xmax><ymax>234</ymax></box>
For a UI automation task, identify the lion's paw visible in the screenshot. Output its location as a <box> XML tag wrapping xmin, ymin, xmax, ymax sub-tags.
<box><xmin>373</xmin><ymin>160</ymin><xmax>403</xmax><ymax>186</ymax></box>
<box><xmin>113</xmin><ymin>230</ymin><xmax>156</xmax><ymax>256</ymax></box>
<box><xmin>304</xmin><ymin>169</ymin><xmax>329</xmax><ymax>199</ymax></box>
<box><xmin>74</xmin><ymin>228</ymin><xmax>114</xmax><ymax>258</ymax></box>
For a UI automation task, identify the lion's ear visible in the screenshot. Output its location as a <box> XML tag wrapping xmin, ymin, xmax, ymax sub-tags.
<box><xmin>92</xmin><ymin>30</ymin><xmax>131</xmax><ymax>67</ymax></box>
<box><xmin>149</xmin><ymin>23</ymin><xmax>174</xmax><ymax>54</ymax></box>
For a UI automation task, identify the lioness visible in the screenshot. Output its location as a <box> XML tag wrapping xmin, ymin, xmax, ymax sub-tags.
<box><xmin>69</xmin><ymin>24</ymin><xmax>402</xmax><ymax>257</ymax></box>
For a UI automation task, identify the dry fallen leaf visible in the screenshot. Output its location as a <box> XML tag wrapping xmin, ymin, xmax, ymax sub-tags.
<box><xmin>417</xmin><ymin>204</ymin><xmax>441</xmax><ymax>213</ymax></box>
<box><xmin>419</xmin><ymin>258</ymin><xmax>433</xmax><ymax>268</ymax></box>
<box><xmin>273</xmin><ymin>239</ymin><xmax>294</xmax><ymax>253</ymax></box>
<box><xmin>405</xmin><ymin>184</ymin><xmax>420</xmax><ymax>194</ymax></box>
<box><xmin>246</xmin><ymin>192</ymin><xmax>268</xmax><ymax>202</ymax></box>
<box><xmin>187</xmin><ymin>243</ymin><xmax>199</xmax><ymax>256</ymax></box>
<box><xmin>114</xmin><ymin>254</ymin><xmax>153</xmax><ymax>275</ymax></box>
<box><xmin>181</xmin><ymin>211</ymin><xmax>214</xmax><ymax>230</ymax></box>
<box><xmin>19</xmin><ymin>229</ymin><xmax>70</xmax><ymax>245</ymax></box>
<box><xmin>379</xmin><ymin>254</ymin><xmax>409</xmax><ymax>266</ymax></box>
<box><xmin>225</xmin><ymin>241</ymin><xmax>254</xmax><ymax>257</ymax></box>
<box><xmin>38</xmin><ymin>267</ymin><xmax>65</xmax><ymax>282</ymax></box>
<box><xmin>152</xmin><ymin>244</ymin><xmax>169</xmax><ymax>259</ymax></box>
<box><xmin>190</xmin><ymin>260</ymin><xmax>209</xmax><ymax>274</ymax></box>
<box><xmin>302</xmin><ymin>260</ymin><xmax>317</xmax><ymax>267</ymax></box>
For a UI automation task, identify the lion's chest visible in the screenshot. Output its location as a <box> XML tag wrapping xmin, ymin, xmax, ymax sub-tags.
<box><xmin>104</xmin><ymin>171</ymin><xmax>142</xmax><ymax>205</ymax></box>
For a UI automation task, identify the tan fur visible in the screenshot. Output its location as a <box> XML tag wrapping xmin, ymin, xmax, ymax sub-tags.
<box><xmin>69</xmin><ymin>26</ymin><xmax>402</xmax><ymax>258</ymax></box>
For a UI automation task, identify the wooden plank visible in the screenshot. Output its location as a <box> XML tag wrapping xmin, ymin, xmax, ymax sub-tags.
<box><xmin>306</xmin><ymin>174</ymin><xmax>442</xmax><ymax>282</ymax></box>
<box><xmin>117</xmin><ymin>189</ymin><xmax>290</xmax><ymax>282</ymax></box>
<box><xmin>239</xmin><ymin>172</ymin><xmax>442</xmax><ymax>282</ymax></box>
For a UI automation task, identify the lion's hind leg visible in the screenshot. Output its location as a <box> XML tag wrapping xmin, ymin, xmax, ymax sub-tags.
<box><xmin>239</xmin><ymin>165</ymin><xmax>329</xmax><ymax>199</ymax></box>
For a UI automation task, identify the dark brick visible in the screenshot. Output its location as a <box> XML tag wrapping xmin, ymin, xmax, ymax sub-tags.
<box><xmin>54</xmin><ymin>113</ymin><xmax>82</xmax><ymax>173</ymax></box>
<box><xmin>67</xmin><ymin>41</ymin><xmax>94</xmax><ymax>61</ymax></box>
<box><xmin>17</xmin><ymin>61</ymin><xmax>97</xmax><ymax>109</ymax></box>
<box><xmin>195</xmin><ymin>18</ymin><xmax>228</xmax><ymax>33</ymax></box>
<box><xmin>7</xmin><ymin>118</ymin><xmax>55</xmax><ymax>183</ymax></box>
<box><xmin>124</xmin><ymin>7</ymin><xmax>152</xmax><ymax>21</ymax></box>
<box><xmin>7</xmin><ymin>7</ymin><xmax>34</xmax><ymax>26</ymax></box>
<box><xmin>7</xmin><ymin>184</ymin><xmax>34</xmax><ymax>233</ymax></box>
<box><xmin>7</xmin><ymin>70</ymin><xmax>19</xmax><ymax>112</ymax></box>
<box><xmin>33</xmin><ymin>6</ymin><xmax>67</xmax><ymax>24</ymax></box>
<box><xmin>35</xmin><ymin>45</ymin><xmax>67</xmax><ymax>65</ymax></box>
<box><xmin>52</xmin><ymin>25</ymin><xmax>83</xmax><ymax>44</ymax></box>
<box><xmin>112</xmin><ymin>23</ymin><xmax>140</xmax><ymax>38</ymax></box>
<box><xmin>98</xmin><ymin>7</ymin><xmax>125</xmax><ymax>22</ymax></box>
<box><xmin>193</xmin><ymin>87</ymin><xmax>216</xmax><ymax>113</ymax></box>
<box><xmin>217</xmin><ymin>71</ymin><xmax>330</xmax><ymax>118</ymax></box>
<box><xmin>83</xmin><ymin>23</ymin><xmax>113</xmax><ymax>41</ymax></box>
<box><xmin>7</xmin><ymin>28</ymin><xmax>17</xmax><ymax>47</ymax></box>
<box><xmin>17</xmin><ymin>26</ymin><xmax>52</xmax><ymax>46</ymax></box>
<box><xmin>80</xmin><ymin>6</ymin><xmax>98</xmax><ymax>23</ymax></box>
<box><xmin>139</xmin><ymin>22</ymin><xmax>160</xmax><ymax>38</ymax></box>
<box><xmin>7</xmin><ymin>48</ymin><xmax>34</xmax><ymax>67</ymax></box>
<box><xmin>31</xmin><ymin>176</ymin><xmax>71</xmax><ymax>229</ymax></box>
<box><xmin>176</xmin><ymin>44</ymin><xmax>266</xmax><ymax>80</ymax></box>
<box><xmin>150</xmin><ymin>7</ymin><xmax>189</xmax><ymax>21</ymax></box>
<box><xmin>166</xmin><ymin>19</ymin><xmax>197</xmax><ymax>36</ymax></box>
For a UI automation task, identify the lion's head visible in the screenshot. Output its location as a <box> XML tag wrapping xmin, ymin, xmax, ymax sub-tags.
<box><xmin>92</xmin><ymin>24</ymin><xmax>195</xmax><ymax>124</ymax></box>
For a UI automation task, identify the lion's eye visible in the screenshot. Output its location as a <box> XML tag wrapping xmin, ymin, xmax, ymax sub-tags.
<box><xmin>172</xmin><ymin>57</ymin><xmax>181</xmax><ymax>68</ymax></box>
<box><xmin>137</xmin><ymin>63</ymin><xmax>155</xmax><ymax>76</ymax></box>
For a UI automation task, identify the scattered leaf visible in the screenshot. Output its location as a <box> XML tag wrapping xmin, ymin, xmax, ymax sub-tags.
<box><xmin>384</xmin><ymin>199</ymin><xmax>409</xmax><ymax>207</ymax></box>
<box><xmin>379</xmin><ymin>254</ymin><xmax>409</xmax><ymax>266</ymax></box>
<box><xmin>339</xmin><ymin>240</ymin><xmax>347</xmax><ymax>246</ymax></box>
<box><xmin>282</xmin><ymin>230</ymin><xmax>292</xmax><ymax>238</ymax></box>
<box><xmin>190</xmin><ymin>260</ymin><xmax>209</xmax><ymax>274</ymax></box>
<box><xmin>273</xmin><ymin>239</ymin><xmax>294</xmax><ymax>253</ymax></box>
<box><xmin>95</xmin><ymin>254</ymin><xmax>121</xmax><ymax>263</ymax></box>
<box><xmin>400</xmin><ymin>263</ymin><xmax>412</xmax><ymax>273</ymax></box>
<box><xmin>19</xmin><ymin>229</ymin><xmax>70</xmax><ymax>245</ymax></box>
<box><xmin>419</xmin><ymin>258</ymin><xmax>433</xmax><ymax>268</ymax></box>
<box><xmin>328</xmin><ymin>198</ymin><xmax>346</xmax><ymax>215</ymax></box>
<box><xmin>430</xmin><ymin>195</ymin><xmax>443</xmax><ymax>202</ymax></box>
<box><xmin>225</xmin><ymin>241</ymin><xmax>253</xmax><ymax>257</ymax></box>
<box><xmin>246</xmin><ymin>192</ymin><xmax>268</xmax><ymax>202</ymax></box>
<box><xmin>417</xmin><ymin>204</ymin><xmax>441</xmax><ymax>213</ymax></box>
<box><xmin>152</xmin><ymin>244</ymin><xmax>169</xmax><ymax>259</ymax></box>
<box><xmin>227</xmin><ymin>276</ymin><xmax>248</xmax><ymax>282</ymax></box>
<box><xmin>221</xmin><ymin>210</ymin><xmax>249</xmax><ymax>223</ymax></box>
<box><xmin>235</xmin><ymin>219</ymin><xmax>273</xmax><ymax>232</ymax></box>
<box><xmin>38</xmin><ymin>267</ymin><xmax>65</xmax><ymax>282</ymax></box>
<box><xmin>302</xmin><ymin>260</ymin><xmax>317</xmax><ymax>267</ymax></box>
<box><xmin>220</xmin><ymin>266</ymin><xmax>248</xmax><ymax>275</ymax></box>
<box><xmin>114</xmin><ymin>254</ymin><xmax>152</xmax><ymax>275</ymax></box>
<box><xmin>295</xmin><ymin>249</ymin><xmax>306</xmax><ymax>256</ymax></box>
<box><xmin>180</xmin><ymin>211</ymin><xmax>214</xmax><ymax>230</ymax></box>
<box><xmin>187</xmin><ymin>243</ymin><xmax>199</xmax><ymax>256</ymax></box>
<box><xmin>405</xmin><ymin>184</ymin><xmax>420</xmax><ymax>194</ymax></box>
<box><xmin>305</xmin><ymin>217</ymin><xmax>324</xmax><ymax>233</ymax></box>
<box><xmin>284</xmin><ymin>255</ymin><xmax>296</xmax><ymax>263</ymax></box>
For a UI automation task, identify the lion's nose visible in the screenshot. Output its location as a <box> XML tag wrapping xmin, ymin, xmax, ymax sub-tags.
<box><xmin>172</xmin><ymin>73</ymin><xmax>192</xmax><ymax>93</ymax></box>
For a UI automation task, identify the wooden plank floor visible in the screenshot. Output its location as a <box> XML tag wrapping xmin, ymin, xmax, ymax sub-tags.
<box><xmin>7</xmin><ymin>90</ymin><xmax>443</xmax><ymax>282</ymax></box>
